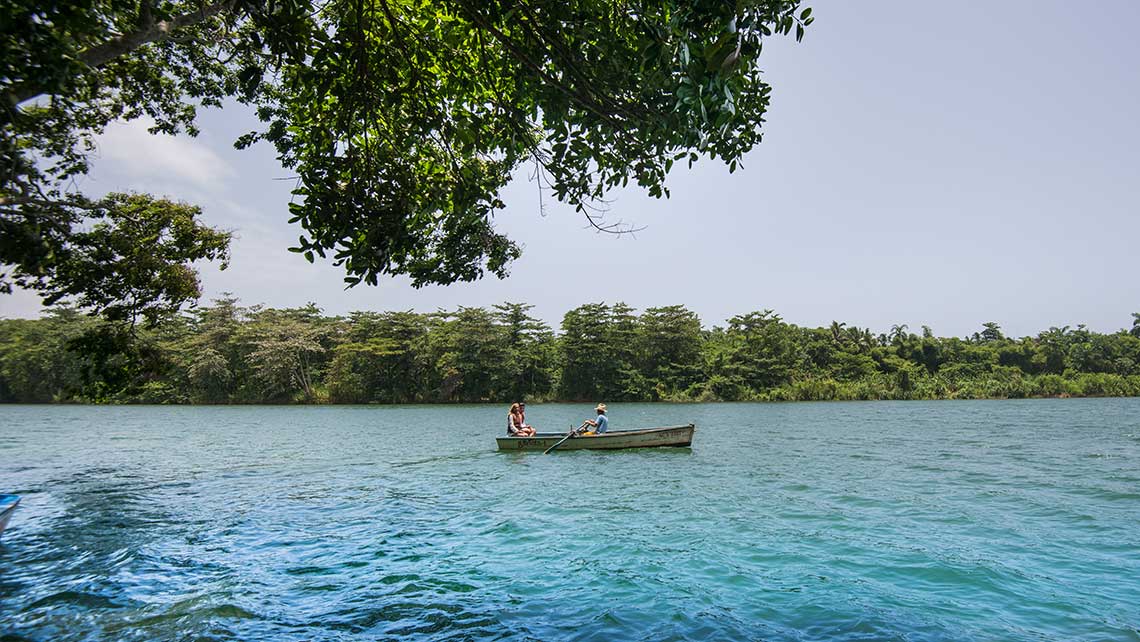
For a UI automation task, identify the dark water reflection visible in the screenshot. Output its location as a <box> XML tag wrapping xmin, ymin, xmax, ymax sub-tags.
<box><xmin>1</xmin><ymin>400</ymin><xmax>1139</xmax><ymax>641</ymax></box>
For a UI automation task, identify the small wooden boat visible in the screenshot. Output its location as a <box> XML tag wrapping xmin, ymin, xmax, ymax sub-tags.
<box><xmin>0</xmin><ymin>495</ymin><xmax>19</xmax><ymax>536</ymax></box>
<box><xmin>497</xmin><ymin>424</ymin><xmax>694</xmax><ymax>452</ymax></box>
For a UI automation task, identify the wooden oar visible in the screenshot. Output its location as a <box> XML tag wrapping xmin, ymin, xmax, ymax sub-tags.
<box><xmin>544</xmin><ymin>423</ymin><xmax>586</xmax><ymax>455</ymax></box>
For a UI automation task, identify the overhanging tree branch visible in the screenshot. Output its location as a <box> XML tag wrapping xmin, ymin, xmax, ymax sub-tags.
<box><xmin>7</xmin><ymin>0</ymin><xmax>237</xmax><ymax>107</ymax></box>
<box><xmin>456</xmin><ymin>3</ymin><xmax>626</xmax><ymax>130</ymax></box>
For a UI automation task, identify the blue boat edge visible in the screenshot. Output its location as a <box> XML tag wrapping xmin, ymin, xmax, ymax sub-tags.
<box><xmin>0</xmin><ymin>494</ymin><xmax>20</xmax><ymax>537</ymax></box>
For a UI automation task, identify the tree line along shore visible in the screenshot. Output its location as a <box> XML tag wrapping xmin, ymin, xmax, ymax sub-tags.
<box><xmin>1</xmin><ymin>298</ymin><xmax>1139</xmax><ymax>405</ymax></box>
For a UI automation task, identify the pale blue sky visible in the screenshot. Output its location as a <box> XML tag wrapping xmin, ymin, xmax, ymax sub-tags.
<box><xmin>3</xmin><ymin>0</ymin><xmax>1138</xmax><ymax>337</ymax></box>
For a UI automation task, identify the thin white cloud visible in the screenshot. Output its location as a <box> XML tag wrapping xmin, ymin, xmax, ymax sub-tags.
<box><xmin>94</xmin><ymin>118</ymin><xmax>230</xmax><ymax>189</ymax></box>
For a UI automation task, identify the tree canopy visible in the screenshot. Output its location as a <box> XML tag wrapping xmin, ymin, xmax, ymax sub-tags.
<box><xmin>3</xmin><ymin>299</ymin><xmax>1139</xmax><ymax>404</ymax></box>
<box><xmin>2</xmin><ymin>0</ymin><xmax>811</xmax><ymax>317</ymax></box>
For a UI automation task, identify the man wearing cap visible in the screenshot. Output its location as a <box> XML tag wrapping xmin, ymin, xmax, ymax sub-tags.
<box><xmin>583</xmin><ymin>403</ymin><xmax>609</xmax><ymax>433</ymax></box>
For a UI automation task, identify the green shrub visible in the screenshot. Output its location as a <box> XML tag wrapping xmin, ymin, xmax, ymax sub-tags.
<box><xmin>1034</xmin><ymin>374</ymin><xmax>1071</xmax><ymax>397</ymax></box>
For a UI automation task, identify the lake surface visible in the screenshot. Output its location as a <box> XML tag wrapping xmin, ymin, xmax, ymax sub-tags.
<box><xmin>1</xmin><ymin>400</ymin><xmax>1138</xmax><ymax>641</ymax></box>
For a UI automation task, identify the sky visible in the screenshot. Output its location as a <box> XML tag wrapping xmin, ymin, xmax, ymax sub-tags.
<box><xmin>2</xmin><ymin>0</ymin><xmax>1138</xmax><ymax>337</ymax></box>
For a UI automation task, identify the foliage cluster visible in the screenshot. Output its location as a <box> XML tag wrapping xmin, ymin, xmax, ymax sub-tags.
<box><xmin>2</xmin><ymin>301</ymin><xmax>1139</xmax><ymax>405</ymax></box>
<box><xmin>3</xmin><ymin>0</ymin><xmax>810</xmax><ymax>312</ymax></box>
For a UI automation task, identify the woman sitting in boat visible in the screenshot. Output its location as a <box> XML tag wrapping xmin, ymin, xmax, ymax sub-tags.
<box><xmin>507</xmin><ymin>403</ymin><xmax>536</xmax><ymax>437</ymax></box>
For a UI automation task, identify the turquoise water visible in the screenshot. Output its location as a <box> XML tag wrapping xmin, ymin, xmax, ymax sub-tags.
<box><xmin>1</xmin><ymin>400</ymin><xmax>1138</xmax><ymax>641</ymax></box>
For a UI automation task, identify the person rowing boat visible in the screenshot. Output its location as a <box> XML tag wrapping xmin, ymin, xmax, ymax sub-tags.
<box><xmin>581</xmin><ymin>403</ymin><xmax>608</xmax><ymax>434</ymax></box>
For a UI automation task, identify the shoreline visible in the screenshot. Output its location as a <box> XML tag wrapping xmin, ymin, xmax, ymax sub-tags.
<box><xmin>3</xmin><ymin>392</ymin><xmax>1138</xmax><ymax>407</ymax></box>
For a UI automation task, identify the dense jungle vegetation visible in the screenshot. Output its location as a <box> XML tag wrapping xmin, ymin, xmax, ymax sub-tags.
<box><xmin>2</xmin><ymin>299</ymin><xmax>1139</xmax><ymax>404</ymax></box>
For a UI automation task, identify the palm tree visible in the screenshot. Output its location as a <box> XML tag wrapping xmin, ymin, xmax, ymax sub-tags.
<box><xmin>861</xmin><ymin>328</ymin><xmax>877</xmax><ymax>351</ymax></box>
<box><xmin>889</xmin><ymin>324</ymin><xmax>909</xmax><ymax>345</ymax></box>
<box><xmin>829</xmin><ymin>321</ymin><xmax>847</xmax><ymax>344</ymax></box>
<box><xmin>843</xmin><ymin>327</ymin><xmax>871</xmax><ymax>352</ymax></box>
